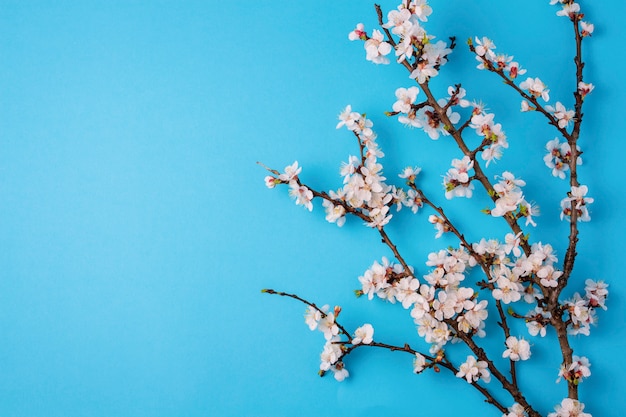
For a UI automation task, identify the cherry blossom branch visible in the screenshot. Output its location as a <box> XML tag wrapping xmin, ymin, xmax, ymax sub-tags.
<box><xmin>471</xmin><ymin>52</ymin><xmax>569</xmax><ymax>138</ymax></box>
<box><xmin>374</xmin><ymin>5</ymin><xmax>535</xmax><ymax>254</ymax></box>
<box><xmin>264</xmin><ymin>287</ymin><xmax>509</xmax><ymax>414</ymax></box>
<box><xmin>262</xmin><ymin>3</ymin><xmax>605</xmax><ymax>416</ymax></box>
<box><xmin>409</xmin><ymin>183</ymin><xmax>523</xmax><ymax>386</ymax></box>
<box><xmin>260</xmin><ymin>166</ymin><xmax>418</xmax><ymax>281</ymax></box>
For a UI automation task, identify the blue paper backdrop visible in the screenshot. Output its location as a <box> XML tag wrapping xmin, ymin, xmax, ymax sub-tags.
<box><xmin>0</xmin><ymin>0</ymin><xmax>624</xmax><ymax>416</ymax></box>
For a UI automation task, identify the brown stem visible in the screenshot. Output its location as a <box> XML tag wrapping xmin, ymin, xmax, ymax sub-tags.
<box><xmin>377</xmin><ymin>226</ymin><xmax>415</xmax><ymax>278</ymax></box>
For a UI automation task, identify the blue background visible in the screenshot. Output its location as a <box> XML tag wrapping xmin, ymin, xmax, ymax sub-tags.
<box><xmin>1</xmin><ymin>0</ymin><xmax>624</xmax><ymax>416</ymax></box>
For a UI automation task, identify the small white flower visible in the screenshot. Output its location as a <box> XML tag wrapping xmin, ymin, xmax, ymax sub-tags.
<box><xmin>413</xmin><ymin>353</ymin><xmax>427</xmax><ymax>373</ymax></box>
<box><xmin>502</xmin><ymin>336</ymin><xmax>531</xmax><ymax>361</ymax></box>
<box><xmin>456</xmin><ymin>355</ymin><xmax>491</xmax><ymax>383</ymax></box>
<box><xmin>548</xmin><ymin>398</ymin><xmax>591</xmax><ymax>417</ymax></box>
<box><xmin>352</xmin><ymin>324</ymin><xmax>374</xmax><ymax>345</ymax></box>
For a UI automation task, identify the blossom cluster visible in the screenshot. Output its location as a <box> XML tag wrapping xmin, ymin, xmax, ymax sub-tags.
<box><xmin>544</xmin><ymin>138</ymin><xmax>582</xmax><ymax>179</ymax></box>
<box><xmin>469</xmin><ymin>107</ymin><xmax>509</xmax><ymax>166</ymax></box>
<box><xmin>392</xmin><ymin>85</ymin><xmax>461</xmax><ymax>140</ymax></box>
<box><xmin>264</xmin><ymin>161</ymin><xmax>313</xmax><ymax>211</ymax></box>
<box><xmin>304</xmin><ymin>304</ymin><xmax>376</xmax><ymax>381</ymax></box>
<box><xmin>265</xmin><ymin>106</ymin><xmax>435</xmax><ymax>229</ymax></box>
<box><xmin>560</xmin><ymin>185</ymin><xmax>594</xmax><ymax>222</ymax></box>
<box><xmin>491</xmin><ymin>172</ymin><xmax>537</xmax><ymax>226</ymax></box>
<box><xmin>356</xmin><ymin>248</ymin><xmax>491</xmax><ymax>356</ymax></box>
<box><xmin>562</xmin><ymin>279</ymin><xmax>608</xmax><ymax>336</ymax></box>
<box><xmin>349</xmin><ymin>1</ymin><xmax>454</xmax><ymax>86</ymax></box>
<box><xmin>470</xmin><ymin>236</ymin><xmax>609</xmax><ymax>339</ymax></box>
<box><xmin>443</xmin><ymin>155</ymin><xmax>474</xmax><ymax>199</ymax></box>
<box><xmin>457</xmin><ymin>355</ymin><xmax>490</xmax><ymax>383</ymax></box>
<box><xmin>473</xmin><ymin>36</ymin><xmax>527</xmax><ymax>80</ymax></box>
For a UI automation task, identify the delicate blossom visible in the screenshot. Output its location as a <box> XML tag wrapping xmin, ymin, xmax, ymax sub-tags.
<box><xmin>279</xmin><ymin>161</ymin><xmax>302</xmax><ymax>183</ymax></box>
<box><xmin>520</xmin><ymin>77</ymin><xmax>550</xmax><ymax>102</ymax></box>
<box><xmin>383</xmin><ymin>8</ymin><xmax>413</xmax><ymax>36</ymax></box>
<box><xmin>470</xmin><ymin>111</ymin><xmax>508</xmax><ymax>165</ymax></box>
<box><xmin>365</xmin><ymin>29</ymin><xmax>392</xmax><ymax>64</ymax></box>
<box><xmin>502</xmin><ymin>336</ymin><xmax>531</xmax><ymax>361</ymax></box>
<box><xmin>318</xmin><ymin>310</ymin><xmax>339</xmax><ymax>341</ymax></box>
<box><xmin>560</xmin><ymin>185</ymin><xmax>593</xmax><ymax>222</ymax></box>
<box><xmin>557</xmin><ymin>355</ymin><xmax>591</xmax><ymax>384</ymax></box>
<box><xmin>413</xmin><ymin>352</ymin><xmax>427</xmax><ymax>373</ymax></box>
<box><xmin>491</xmin><ymin>171</ymin><xmax>528</xmax><ymax>218</ymax></box>
<box><xmin>336</xmin><ymin>105</ymin><xmax>361</xmax><ymax>131</ymax></box>
<box><xmin>546</xmin><ymin>102</ymin><xmax>575</xmax><ymax>129</ymax></box>
<box><xmin>585</xmin><ymin>279</ymin><xmax>608</xmax><ymax>310</ymax></box>
<box><xmin>330</xmin><ymin>361</ymin><xmax>349</xmax><ymax>381</ymax></box>
<box><xmin>578</xmin><ymin>82</ymin><xmax>594</xmax><ymax>100</ymax></box>
<box><xmin>288</xmin><ymin>183</ymin><xmax>314</xmax><ymax>211</ymax></box>
<box><xmin>556</xmin><ymin>2</ymin><xmax>581</xmax><ymax>19</ymax></box>
<box><xmin>264</xmin><ymin>175</ymin><xmax>279</xmax><ymax>189</ymax></box>
<box><xmin>504</xmin><ymin>403</ymin><xmax>528</xmax><ymax>417</ymax></box>
<box><xmin>428</xmin><ymin>214</ymin><xmax>448</xmax><ymax>238</ymax></box>
<box><xmin>526</xmin><ymin>306</ymin><xmax>551</xmax><ymax>337</ymax></box>
<box><xmin>474</xmin><ymin>37</ymin><xmax>496</xmax><ymax>59</ymax></box>
<box><xmin>399</xmin><ymin>166</ymin><xmax>422</xmax><ymax>184</ymax></box>
<box><xmin>544</xmin><ymin>137</ymin><xmax>582</xmax><ymax>179</ymax></box>
<box><xmin>352</xmin><ymin>324</ymin><xmax>374</xmax><ymax>345</ymax></box>
<box><xmin>322</xmin><ymin>199</ymin><xmax>346</xmax><ymax>227</ymax></box>
<box><xmin>304</xmin><ymin>305</ymin><xmax>324</xmax><ymax>331</ymax></box>
<box><xmin>348</xmin><ymin>23</ymin><xmax>367</xmax><ymax>41</ymax></box>
<box><xmin>456</xmin><ymin>355</ymin><xmax>491</xmax><ymax>383</ymax></box>
<box><xmin>409</xmin><ymin>0</ymin><xmax>432</xmax><ymax>22</ymax></box>
<box><xmin>537</xmin><ymin>265</ymin><xmax>563</xmax><ymax>288</ymax></box>
<box><xmin>319</xmin><ymin>337</ymin><xmax>344</xmax><ymax>372</ymax></box>
<box><xmin>393</xmin><ymin>86</ymin><xmax>420</xmax><ymax>114</ymax></box>
<box><xmin>443</xmin><ymin>156</ymin><xmax>474</xmax><ymax>199</ymax></box>
<box><xmin>548</xmin><ymin>398</ymin><xmax>591</xmax><ymax>417</ymax></box>
<box><xmin>581</xmin><ymin>21</ymin><xmax>594</xmax><ymax>37</ymax></box>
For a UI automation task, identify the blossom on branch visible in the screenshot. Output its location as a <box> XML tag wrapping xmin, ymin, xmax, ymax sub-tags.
<box><xmin>348</xmin><ymin>23</ymin><xmax>367</xmax><ymax>41</ymax></box>
<box><xmin>557</xmin><ymin>355</ymin><xmax>591</xmax><ymax>384</ymax></box>
<box><xmin>502</xmin><ymin>336</ymin><xmax>531</xmax><ymax>361</ymax></box>
<box><xmin>456</xmin><ymin>355</ymin><xmax>490</xmax><ymax>383</ymax></box>
<box><xmin>585</xmin><ymin>279</ymin><xmax>608</xmax><ymax>310</ymax></box>
<box><xmin>519</xmin><ymin>77</ymin><xmax>550</xmax><ymax>102</ymax></box>
<box><xmin>393</xmin><ymin>86</ymin><xmax>420</xmax><ymax>114</ymax></box>
<box><xmin>544</xmin><ymin>137</ymin><xmax>582</xmax><ymax>179</ymax></box>
<box><xmin>547</xmin><ymin>398</ymin><xmax>591</xmax><ymax>417</ymax></box>
<box><xmin>443</xmin><ymin>156</ymin><xmax>474</xmax><ymax>199</ymax></box>
<box><xmin>352</xmin><ymin>323</ymin><xmax>374</xmax><ymax>345</ymax></box>
<box><xmin>503</xmin><ymin>403</ymin><xmax>528</xmax><ymax>417</ymax></box>
<box><xmin>546</xmin><ymin>102</ymin><xmax>575</xmax><ymax>129</ymax></box>
<box><xmin>413</xmin><ymin>352</ymin><xmax>427</xmax><ymax>373</ymax></box>
<box><xmin>578</xmin><ymin>81</ymin><xmax>595</xmax><ymax>100</ymax></box>
<box><xmin>365</xmin><ymin>29</ymin><xmax>392</xmax><ymax>64</ymax></box>
<box><xmin>560</xmin><ymin>185</ymin><xmax>594</xmax><ymax>222</ymax></box>
<box><xmin>288</xmin><ymin>183</ymin><xmax>313</xmax><ymax>211</ymax></box>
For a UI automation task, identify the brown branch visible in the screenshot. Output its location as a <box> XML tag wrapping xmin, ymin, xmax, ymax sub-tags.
<box><xmin>262</xmin><ymin>289</ymin><xmax>352</xmax><ymax>337</ymax></box>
